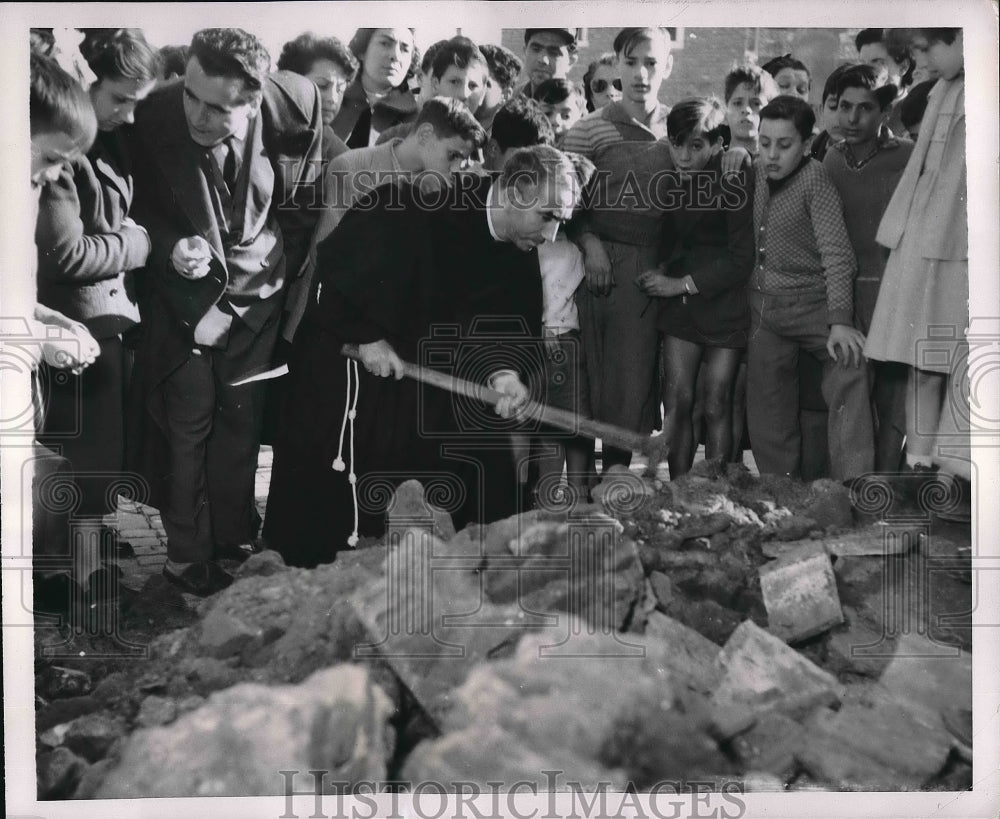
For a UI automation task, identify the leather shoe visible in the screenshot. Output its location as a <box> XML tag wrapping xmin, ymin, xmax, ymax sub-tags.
<box><xmin>161</xmin><ymin>562</ymin><xmax>234</xmax><ymax>597</ymax></box>
<box><xmin>214</xmin><ymin>542</ymin><xmax>262</xmax><ymax>564</ymax></box>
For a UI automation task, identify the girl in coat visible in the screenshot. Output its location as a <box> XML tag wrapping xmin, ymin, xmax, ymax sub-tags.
<box><xmin>35</xmin><ymin>28</ymin><xmax>159</xmax><ymax>520</ymax></box>
<box><xmin>864</xmin><ymin>28</ymin><xmax>970</xmax><ymax>508</ymax></box>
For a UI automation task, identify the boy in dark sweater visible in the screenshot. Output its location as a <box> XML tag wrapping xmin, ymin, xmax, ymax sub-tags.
<box><xmin>824</xmin><ymin>65</ymin><xmax>914</xmax><ymax>472</ymax></box>
<box><xmin>747</xmin><ymin>96</ymin><xmax>874</xmax><ymax>481</ymax></box>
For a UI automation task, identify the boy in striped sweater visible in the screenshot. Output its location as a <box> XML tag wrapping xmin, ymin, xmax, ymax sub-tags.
<box><xmin>746</xmin><ymin>96</ymin><xmax>874</xmax><ymax>482</ymax></box>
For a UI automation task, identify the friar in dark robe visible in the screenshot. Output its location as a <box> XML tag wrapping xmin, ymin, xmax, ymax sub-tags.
<box><xmin>263</xmin><ymin>145</ymin><xmax>581</xmax><ymax>567</ymax></box>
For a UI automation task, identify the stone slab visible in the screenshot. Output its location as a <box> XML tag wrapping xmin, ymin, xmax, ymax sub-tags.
<box><xmin>760</xmin><ymin>548</ymin><xmax>843</xmax><ymax>643</ymax></box>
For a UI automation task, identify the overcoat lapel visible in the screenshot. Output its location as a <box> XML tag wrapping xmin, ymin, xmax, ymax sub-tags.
<box><xmin>142</xmin><ymin>89</ymin><xmax>227</xmax><ymax>266</ymax></box>
<box><xmin>92</xmin><ymin>154</ymin><xmax>131</xmax><ymax>206</ymax></box>
<box><xmin>241</xmin><ymin>114</ymin><xmax>274</xmax><ymax>242</ymax></box>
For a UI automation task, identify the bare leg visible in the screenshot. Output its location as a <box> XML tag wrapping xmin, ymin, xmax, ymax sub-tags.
<box><xmin>661</xmin><ymin>335</ymin><xmax>704</xmax><ymax>479</ymax></box>
<box><xmin>729</xmin><ymin>360</ymin><xmax>747</xmax><ymax>462</ymax></box>
<box><xmin>701</xmin><ymin>346</ymin><xmax>743</xmax><ymax>461</ymax></box>
<box><xmin>906</xmin><ymin>367</ymin><xmax>946</xmax><ymax>462</ymax></box>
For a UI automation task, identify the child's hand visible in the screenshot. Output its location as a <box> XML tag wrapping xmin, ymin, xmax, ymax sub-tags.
<box><xmin>40</xmin><ymin>322</ymin><xmax>100</xmax><ymax>374</ymax></box>
<box><xmin>721</xmin><ymin>146</ymin><xmax>751</xmax><ymax>175</ymax></box>
<box><xmin>635</xmin><ymin>270</ymin><xmax>680</xmax><ymax>298</ymax></box>
<box><xmin>827</xmin><ymin>324</ymin><xmax>866</xmax><ymax>368</ymax></box>
<box><xmin>581</xmin><ymin>235</ymin><xmax>614</xmax><ymax>295</ymax></box>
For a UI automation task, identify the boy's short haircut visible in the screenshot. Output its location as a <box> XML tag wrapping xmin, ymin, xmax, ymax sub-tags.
<box><xmin>562</xmin><ymin>150</ymin><xmax>596</xmax><ymax>189</ymax></box>
<box><xmin>834</xmin><ymin>64</ymin><xmax>898</xmax><ymax>110</ymax></box>
<box><xmin>158</xmin><ymin>44</ymin><xmax>190</xmax><ymax>78</ymax></box>
<box><xmin>29</xmin><ymin>52</ymin><xmax>97</xmax><ymax>148</ymax></box>
<box><xmin>919</xmin><ymin>27</ymin><xmax>962</xmax><ymax>45</ymax></box>
<box><xmin>490</xmin><ymin>97</ymin><xmax>555</xmax><ymax>152</ymax></box>
<box><xmin>479</xmin><ymin>43</ymin><xmax>522</xmax><ymax>93</ymax></box>
<box><xmin>723</xmin><ymin>62</ymin><xmax>779</xmax><ymax>103</ymax></box>
<box><xmin>612</xmin><ymin>27</ymin><xmax>673</xmax><ymax>58</ymax></box>
<box><xmin>277</xmin><ymin>32</ymin><xmax>358</xmax><ymax>81</ymax></box>
<box><xmin>898</xmin><ymin>79</ymin><xmax>935</xmax><ymax>131</ymax></box>
<box><xmin>762</xmin><ymin>54</ymin><xmax>812</xmax><ymax>84</ymax></box>
<box><xmin>430</xmin><ymin>36</ymin><xmax>486</xmax><ymax>81</ymax></box>
<box><xmin>420</xmin><ymin>39</ymin><xmax>449</xmax><ymax>76</ymax></box>
<box><xmin>415</xmin><ymin>96</ymin><xmax>486</xmax><ymax>147</ymax></box>
<box><xmin>821</xmin><ymin>62</ymin><xmax>858</xmax><ymax>101</ymax></box>
<box><xmin>532</xmin><ymin>78</ymin><xmax>584</xmax><ymax>107</ymax></box>
<box><xmin>80</xmin><ymin>28</ymin><xmax>161</xmax><ymax>84</ymax></box>
<box><xmin>190</xmin><ymin>28</ymin><xmax>270</xmax><ymax>95</ymax></box>
<box><xmin>759</xmin><ymin>95</ymin><xmax>816</xmax><ymax>141</ymax></box>
<box><xmin>667</xmin><ymin>96</ymin><xmax>727</xmax><ymax>144</ymax></box>
<box><xmin>854</xmin><ymin>28</ymin><xmax>884</xmax><ymax>53</ymax></box>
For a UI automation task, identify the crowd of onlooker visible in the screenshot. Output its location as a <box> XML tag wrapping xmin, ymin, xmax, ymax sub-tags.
<box><xmin>19</xmin><ymin>24</ymin><xmax>969</xmax><ymax>601</ymax></box>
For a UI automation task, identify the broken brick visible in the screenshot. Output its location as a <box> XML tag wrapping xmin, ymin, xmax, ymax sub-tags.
<box><xmin>711</xmin><ymin>620</ymin><xmax>840</xmax><ymax>720</ymax></box>
<box><xmin>644</xmin><ymin>611</ymin><xmax>721</xmax><ymax>695</ymax></box>
<box><xmin>823</xmin><ymin>525</ymin><xmax>923</xmax><ymax>557</ymax></box>
<box><xmin>759</xmin><ymin>547</ymin><xmax>843</xmax><ymax>643</ymax></box>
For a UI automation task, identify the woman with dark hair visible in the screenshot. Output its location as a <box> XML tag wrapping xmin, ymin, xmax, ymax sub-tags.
<box><xmin>278</xmin><ymin>32</ymin><xmax>358</xmax><ymax>161</ymax></box>
<box><xmin>35</xmin><ymin>28</ymin><xmax>159</xmax><ymax>528</ymax></box>
<box><xmin>332</xmin><ymin>27</ymin><xmax>418</xmax><ymax>148</ymax></box>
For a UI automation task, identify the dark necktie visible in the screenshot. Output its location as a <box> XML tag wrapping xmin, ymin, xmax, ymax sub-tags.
<box><xmin>211</xmin><ymin>137</ymin><xmax>240</xmax><ymax>196</ymax></box>
<box><xmin>346</xmin><ymin>104</ymin><xmax>373</xmax><ymax>149</ymax></box>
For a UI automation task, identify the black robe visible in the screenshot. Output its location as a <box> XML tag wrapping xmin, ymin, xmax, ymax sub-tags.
<box><xmin>264</xmin><ymin>173</ymin><xmax>544</xmax><ymax>567</ymax></box>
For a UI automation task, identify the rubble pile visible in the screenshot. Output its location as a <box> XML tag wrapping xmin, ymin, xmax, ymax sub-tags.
<box><xmin>35</xmin><ymin>465</ymin><xmax>973</xmax><ymax>798</ymax></box>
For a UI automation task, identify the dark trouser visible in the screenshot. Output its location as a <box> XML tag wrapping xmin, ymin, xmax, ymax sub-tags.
<box><xmin>38</xmin><ymin>335</ymin><xmax>130</xmax><ymax>516</ymax></box>
<box><xmin>31</xmin><ymin>441</ymin><xmax>74</xmax><ymax>565</ymax></box>
<box><xmin>747</xmin><ymin>291</ymin><xmax>874</xmax><ymax>481</ymax></box>
<box><xmin>872</xmin><ymin>360</ymin><xmax>908</xmax><ymax>473</ymax></box>
<box><xmin>160</xmin><ymin>316</ymin><xmax>278</xmax><ymax>563</ymax></box>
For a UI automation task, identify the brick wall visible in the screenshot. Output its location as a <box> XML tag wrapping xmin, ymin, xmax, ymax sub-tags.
<box><xmin>502</xmin><ymin>27</ymin><xmax>861</xmax><ymax>107</ymax></box>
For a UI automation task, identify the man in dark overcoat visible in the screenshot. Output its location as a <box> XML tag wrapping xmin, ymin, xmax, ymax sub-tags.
<box><xmin>128</xmin><ymin>28</ymin><xmax>322</xmax><ymax>595</ymax></box>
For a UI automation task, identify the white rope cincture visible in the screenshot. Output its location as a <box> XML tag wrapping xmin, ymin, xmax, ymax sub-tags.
<box><xmin>332</xmin><ymin>358</ymin><xmax>351</xmax><ymax>473</ymax></box>
<box><xmin>346</xmin><ymin>358</ymin><xmax>360</xmax><ymax>547</ymax></box>
<box><xmin>331</xmin><ymin>358</ymin><xmax>361</xmax><ymax>547</ymax></box>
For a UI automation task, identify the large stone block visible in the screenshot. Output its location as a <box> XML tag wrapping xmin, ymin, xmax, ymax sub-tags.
<box><xmin>96</xmin><ymin>665</ymin><xmax>393</xmax><ymax>798</ymax></box>
<box><xmin>797</xmin><ymin>694</ymin><xmax>952</xmax><ymax>790</ymax></box>
<box><xmin>644</xmin><ymin>611</ymin><xmax>721</xmax><ymax>695</ymax></box>
<box><xmin>711</xmin><ymin>621</ymin><xmax>840</xmax><ymax>719</ymax></box>
<box><xmin>759</xmin><ymin>547</ymin><xmax>843</xmax><ymax>643</ymax></box>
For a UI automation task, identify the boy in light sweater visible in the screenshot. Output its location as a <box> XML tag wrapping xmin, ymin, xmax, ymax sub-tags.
<box><xmin>746</xmin><ymin>96</ymin><xmax>874</xmax><ymax>481</ymax></box>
